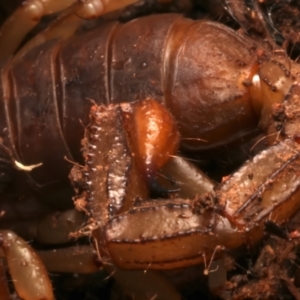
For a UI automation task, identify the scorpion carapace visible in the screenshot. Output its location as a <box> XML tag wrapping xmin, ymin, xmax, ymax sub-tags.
<box><xmin>1</xmin><ymin>3</ymin><xmax>300</xmax><ymax>299</ymax></box>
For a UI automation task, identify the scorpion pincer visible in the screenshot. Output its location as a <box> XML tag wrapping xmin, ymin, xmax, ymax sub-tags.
<box><xmin>0</xmin><ymin>0</ymin><xmax>300</xmax><ymax>299</ymax></box>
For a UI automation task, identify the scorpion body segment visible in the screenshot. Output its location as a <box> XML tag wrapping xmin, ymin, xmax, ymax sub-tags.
<box><xmin>0</xmin><ymin>13</ymin><xmax>276</xmax><ymax>189</ymax></box>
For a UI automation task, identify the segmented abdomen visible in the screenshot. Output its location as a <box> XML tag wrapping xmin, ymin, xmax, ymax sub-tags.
<box><xmin>0</xmin><ymin>13</ymin><xmax>258</xmax><ymax>187</ymax></box>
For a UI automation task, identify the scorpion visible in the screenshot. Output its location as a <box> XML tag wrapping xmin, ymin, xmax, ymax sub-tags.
<box><xmin>1</xmin><ymin>0</ymin><xmax>300</xmax><ymax>299</ymax></box>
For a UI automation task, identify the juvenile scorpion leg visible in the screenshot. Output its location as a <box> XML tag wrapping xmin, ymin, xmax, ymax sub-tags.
<box><xmin>0</xmin><ymin>0</ymin><xmax>76</xmax><ymax>59</ymax></box>
<box><xmin>0</xmin><ymin>0</ymin><xmax>139</xmax><ymax>59</ymax></box>
<box><xmin>0</xmin><ymin>206</ymin><xmax>86</xmax><ymax>245</ymax></box>
<box><xmin>159</xmin><ymin>156</ymin><xmax>216</xmax><ymax>198</ymax></box>
<box><xmin>16</xmin><ymin>0</ymin><xmax>140</xmax><ymax>60</ymax></box>
<box><xmin>38</xmin><ymin>245</ymin><xmax>100</xmax><ymax>273</ymax></box>
<box><xmin>0</xmin><ymin>230</ymin><xmax>54</xmax><ymax>300</ymax></box>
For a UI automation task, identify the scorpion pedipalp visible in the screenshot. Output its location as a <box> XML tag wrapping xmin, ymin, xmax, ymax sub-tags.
<box><xmin>85</xmin><ymin>107</ymin><xmax>300</xmax><ymax>273</ymax></box>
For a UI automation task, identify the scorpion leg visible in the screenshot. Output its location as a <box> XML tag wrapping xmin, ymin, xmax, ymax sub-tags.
<box><xmin>15</xmin><ymin>0</ymin><xmax>140</xmax><ymax>60</ymax></box>
<box><xmin>159</xmin><ymin>155</ymin><xmax>216</xmax><ymax>198</ymax></box>
<box><xmin>0</xmin><ymin>230</ymin><xmax>54</xmax><ymax>300</ymax></box>
<box><xmin>0</xmin><ymin>208</ymin><xmax>86</xmax><ymax>244</ymax></box>
<box><xmin>0</xmin><ymin>0</ymin><xmax>76</xmax><ymax>59</ymax></box>
<box><xmin>38</xmin><ymin>245</ymin><xmax>100</xmax><ymax>273</ymax></box>
<box><xmin>0</xmin><ymin>0</ymin><xmax>140</xmax><ymax>60</ymax></box>
<box><xmin>0</xmin><ymin>207</ymin><xmax>101</xmax><ymax>295</ymax></box>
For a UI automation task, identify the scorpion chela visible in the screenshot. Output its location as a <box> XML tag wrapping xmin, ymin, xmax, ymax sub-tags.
<box><xmin>1</xmin><ymin>0</ymin><xmax>300</xmax><ymax>299</ymax></box>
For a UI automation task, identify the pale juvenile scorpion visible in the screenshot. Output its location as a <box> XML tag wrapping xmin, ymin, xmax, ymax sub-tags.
<box><xmin>0</xmin><ymin>0</ymin><xmax>300</xmax><ymax>299</ymax></box>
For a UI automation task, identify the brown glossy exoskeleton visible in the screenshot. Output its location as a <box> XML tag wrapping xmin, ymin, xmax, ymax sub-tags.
<box><xmin>0</xmin><ymin>0</ymin><xmax>300</xmax><ymax>299</ymax></box>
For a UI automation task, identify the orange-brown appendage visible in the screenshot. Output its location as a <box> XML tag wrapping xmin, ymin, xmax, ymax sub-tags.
<box><xmin>124</xmin><ymin>98</ymin><xmax>180</xmax><ymax>182</ymax></box>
